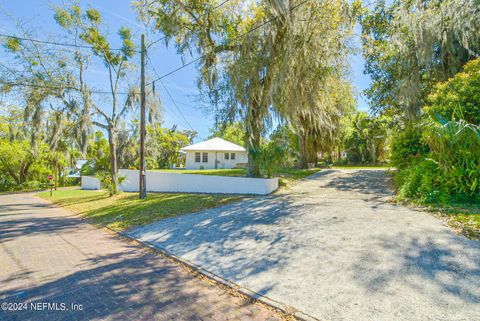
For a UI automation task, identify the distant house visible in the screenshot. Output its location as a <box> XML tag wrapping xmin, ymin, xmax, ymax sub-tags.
<box><xmin>67</xmin><ymin>159</ymin><xmax>89</xmax><ymax>178</ymax></box>
<box><xmin>180</xmin><ymin>137</ymin><xmax>247</xmax><ymax>170</ymax></box>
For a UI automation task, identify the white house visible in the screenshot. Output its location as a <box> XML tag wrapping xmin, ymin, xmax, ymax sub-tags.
<box><xmin>180</xmin><ymin>137</ymin><xmax>248</xmax><ymax>170</ymax></box>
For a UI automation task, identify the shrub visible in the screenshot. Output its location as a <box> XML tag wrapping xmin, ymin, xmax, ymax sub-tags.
<box><xmin>258</xmin><ymin>141</ymin><xmax>287</xmax><ymax>177</ymax></box>
<box><xmin>390</xmin><ymin>124</ymin><xmax>429</xmax><ymax>169</ymax></box>
<box><xmin>425</xmin><ymin>58</ymin><xmax>480</xmax><ymax>125</ymax></box>
<box><xmin>395</xmin><ymin>119</ymin><xmax>480</xmax><ymax>204</ymax></box>
<box><xmin>423</xmin><ymin>119</ymin><xmax>480</xmax><ymax>201</ymax></box>
<box><xmin>18</xmin><ymin>180</ymin><xmax>46</xmax><ymax>192</ymax></box>
<box><xmin>81</xmin><ymin>161</ymin><xmax>95</xmax><ymax>176</ymax></box>
<box><xmin>395</xmin><ymin>159</ymin><xmax>445</xmax><ymax>203</ymax></box>
<box><xmin>96</xmin><ymin>171</ymin><xmax>125</xmax><ymax>196</ymax></box>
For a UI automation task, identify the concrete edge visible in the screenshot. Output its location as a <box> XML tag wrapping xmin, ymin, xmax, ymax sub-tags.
<box><xmin>122</xmin><ymin>231</ymin><xmax>320</xmax><ymax>321</ymax></box>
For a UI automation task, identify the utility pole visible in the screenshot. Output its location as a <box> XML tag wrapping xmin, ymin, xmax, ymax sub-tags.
<box><xmin>139</xmin><ymin>34</ymin><xmax>147</xmax><ymax>199</ymax></box>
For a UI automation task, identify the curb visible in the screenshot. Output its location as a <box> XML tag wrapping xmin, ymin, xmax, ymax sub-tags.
<box><xmin>34</xmin><ymin>193</ymin><xmax>320</xmax><ymax>320</ymax></box>
<box><xmin>122</xmin><ymin>231</ymin><xmax>320</xmax><ymax>321</ymax></box>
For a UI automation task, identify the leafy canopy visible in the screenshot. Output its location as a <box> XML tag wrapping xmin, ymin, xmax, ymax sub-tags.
<box><xmin>425</xmin><ymin>58</ymin><xmax>480</xmax><ymax>125</ymax></box>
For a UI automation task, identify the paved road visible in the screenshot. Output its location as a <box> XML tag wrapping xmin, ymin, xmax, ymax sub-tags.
<box><xmin>130</xmin><ymin>169</ymin><xmax>480</xmax><ymax>321</ymax></box>
<box><xmin>0</xmin><ymin>193</ymin><xmax>280</xmax><ymax>321</ymax></box>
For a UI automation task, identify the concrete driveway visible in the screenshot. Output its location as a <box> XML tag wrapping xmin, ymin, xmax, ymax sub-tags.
<box><xmin>129</xmin><ymin>169</ymin><xmax>480</xmax><ymax>321</ymax></box>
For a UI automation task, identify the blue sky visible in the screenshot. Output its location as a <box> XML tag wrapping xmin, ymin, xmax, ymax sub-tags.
<box><xmin>1</xmin><ymin>0</ymin><xmax>371</xmax><ymax>140</ymax></box>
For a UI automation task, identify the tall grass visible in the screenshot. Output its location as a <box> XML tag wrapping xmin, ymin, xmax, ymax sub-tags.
<box><xmin>424</xmin><ymin>119</ymin><xmax>480</xmax><ymax>196</ymax></box>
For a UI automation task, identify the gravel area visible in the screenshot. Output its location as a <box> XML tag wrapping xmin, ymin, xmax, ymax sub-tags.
<box><xmin>130</xmin><ymin>169</ymin><xmax>480</xmax><ymax>321</ymax></box>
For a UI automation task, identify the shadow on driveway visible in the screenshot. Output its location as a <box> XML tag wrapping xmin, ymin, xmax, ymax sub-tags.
<box><xmin>130</xmin><ymin>169</ymin><xmax>480</xmax><ymax>321</ymax></box>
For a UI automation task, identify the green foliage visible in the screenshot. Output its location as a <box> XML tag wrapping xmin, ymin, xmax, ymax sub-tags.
<box><xmin>425</xmin><ymin>58</ymin><xmax>480</xmax><ymax>125</ymax></box>
<box><xmin>257</xmin><ymin>141</ymin><xmax>288</xmax><ymax>178</ymax></box>
<box><xmin>54</xmin><ymin>8</ymin><xmax>73</xmax><ymax>28</ymax></box>
<box><xmin>18</xmin><ymin>180</ymin><xmax>46</xmax><ymax>191</ymax></box>
<box><xmin>390</xmin><ymin>125</ymin><xmax>429</xmax><ymax>169</ymax></box>
<box><xmin>5</xmin><ymin>37</ymin><xmax>21</xmax><ymax>52</ymax></box>
<box><xmin>95</xmin><ymin>170</ymin><xmax>124</xmax><ymax>197</ymax></box>
<box><xmin>395</xmin><ymin>159</ymin><xmax>442</xmax><ymax>202</ymax></box>
<box><xmin>395</xmin><ymin>119</ymin><xmax>480</xmax><ymax>204</ymax></box>
<box><xmin>83</xmin><ymin>131</ymin><xmax>110</xmax><ymax>174</ymax></box>
<box><xmin>361</xmin><ymin>0</ymin><xmax>480</xmax><ymax>119</ymax></box>
<box><xmin>268</xmin><ymin>124</ymin><xmax>298</xmax><ymax>168</ymax></box>
<box><xmin>0</xmin><ymin>140</ymin><xmax>52</xmax><ymax>191</ymax></box>
<box><xmin>136</xmin><ymin>0</ymin><xmax>355</xmax><ymax>177</ymax></box>
<box><xmin>343</xmin><ymin>112</ymin><xmax>390</xmax><ymax>164</ymax></box>
<box><xmin>423</xmin><ymin>119</ymin><xmax>480</xmax><ymax>198</ymax></box>
<box><xmin>208</xmin><ymin>122</ymin><xmax>246</xmax><ymax>147</ymax></box>
<box><xmin>146</xmin><ymin>124</ymin><xmax>191</xmax><ymax>169</ymax></box>
<box><xmin>86</xmin><ymin>9</ymin><xmax>101</xmax><ymax>24</ymax></box>
<box><xmin>54</xmin><ymin>3</ymin><xmax>140</xmax><ymax>195</ymax></box>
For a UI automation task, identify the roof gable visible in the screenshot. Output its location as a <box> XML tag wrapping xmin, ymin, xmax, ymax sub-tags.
<box><xmin>181</xmin><ymin>137</ymin><xmax>246</xmax><ymax>152</ymax></box>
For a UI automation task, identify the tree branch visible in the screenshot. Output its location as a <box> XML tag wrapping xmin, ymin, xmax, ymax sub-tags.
<box><xmin>92</xmin><ymin>120</ymin><xmax>109</xmax><ymax>130</ymax></box>
<box><xmin>92</xmin><ymin>104</ymin><xmax>110</xmax><ymax>122</ymax></box>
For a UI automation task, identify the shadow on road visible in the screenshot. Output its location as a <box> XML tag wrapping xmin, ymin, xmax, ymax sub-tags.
<box><xmin>0</xmin><ymin>250</ymin><xmax>224</xmax><ymax>320</ymax></box>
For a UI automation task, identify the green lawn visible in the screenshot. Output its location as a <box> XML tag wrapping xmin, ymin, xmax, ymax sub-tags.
<box><xmin>37</xmin><ymin>189</ymin><xmax>242</xmax><ymax>231</ymax></box>
<box><xmin>35</xmin><ymin>168</ymin><xmax>319</xmax><ymax>231</ymax></box>
<box><xmin>152</xmin><ymin>167</ymin><xmax>321</xmax><ymax>187</ymax></box>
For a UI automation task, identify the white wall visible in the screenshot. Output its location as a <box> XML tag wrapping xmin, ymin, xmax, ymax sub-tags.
<box><xmin>119</xmin><ymin>169</ymin><xmax>278</xmax><ymax>195</ymax></box>
<box><xmin>81</xmin><ymin>176</ymin><xmax>101</xmax><ymax>190</ymax></box>
<box><xmin>185</xmin><ymin>151</ymin><xmax>216</xmax><ymax>169</ymax></box>
<box><xmin>185</xmin><ymin>151</ymin><xmax>248</xmax><ymax>170</ymax></box>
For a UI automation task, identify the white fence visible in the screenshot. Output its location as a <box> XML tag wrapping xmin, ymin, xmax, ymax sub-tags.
<box><xmin>81</xmin><ymin>176</ymin><xmax>101</xmax><ymax>190</ymax></box>
<box><xmin>121</xmin><ymin>169</ymin><xmax>278</xmax><ymax>195</ymax></box>
<box><xmin>81</xmin><ymin>171</ymin><xmax>278</xmax><ymax>195</ymax></box>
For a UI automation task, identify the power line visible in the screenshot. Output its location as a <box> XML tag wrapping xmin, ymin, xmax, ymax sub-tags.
<box><xmin>146</xmin><ymin>0</ymin><xmax>234</xmax><ymax>49</ymax></box>
<box><xmin>150</xmin><ymin>58</ymin><xmax>207</xmax><ymax>142</ymax></box>
<box><xmin>147</xmin><ymin>0</ymin><xmax>309</xmax><ymax>85</ymax></box>
<box><xmin>0</xmin><ymin>33</ymin><xmax>139</xmax><ymax>52</ymax></box>
<box><xmin>159</xmin><ymin>79</ymin><xmax>197</xmax><ymax>132</ymax></box>
<box><xmin>149</xmin><ymin>58</ymin><xmax>201</xmax><ymax>84</ymax></box>
<box><xmin>0</xmin><ymin>81</ymin><xmax>137</xmax><ymax>95</ymax></box>
<box><xmin>146</xmin><ymin>53</ymin><xmax>196</xmax><ymax>129</ymax></box>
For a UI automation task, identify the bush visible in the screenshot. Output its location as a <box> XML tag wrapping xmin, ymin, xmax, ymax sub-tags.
<box><xmin>63</xmin><ymin>177</ymin><xmax>80</xmax><ymax>187</ymax></box>
<box><xmin>396</xmin><ymin>159</ymin><xmax>445</xmax><ymax>203</ymax></box>
<box><xmin>95</xmin><ymin>171</ymin><xmax>125</xmax><ymax>196</ymax></box>
<box><xmin>423</xmin><ymin>119</ymin><xmax>480</xmax><ymax>200</ymax></box>
<box><xmin>395</xmin><ymin>119</ymin><xmax>480</xmax><ymax>204</ymax></box>
<box><xmin>81</xmin><ymin>162</ymin><xmax>95</xmax><ymax>176</ymax></box>
<box><xmin>390</xmin><ymin>124</ymin><xmax>429</xmax><ymax>169</ymax></box>
<box><xmin>18</xmin><ymin>180</ymin><xmax>46</xmax><ymax>192</ymax></box>
<box><xmin>258</xmin><ymin>141</ymin><xmax>287</xmax><ymax>177</ymax></box>
<box><xmin>425</xmin><ymin>58</ymin><xmax>480</xmax><ymax>125</ymax></box>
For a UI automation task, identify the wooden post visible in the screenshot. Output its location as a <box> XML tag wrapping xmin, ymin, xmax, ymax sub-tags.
<box><xmin>139</xmin><ymin>34</ymin><xmax>147</xmax><ymax>199</ymax></box>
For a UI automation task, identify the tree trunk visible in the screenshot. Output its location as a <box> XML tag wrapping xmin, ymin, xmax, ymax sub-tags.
<box><xmin>108</xmin><ymin>126</ymin><xmax>119</xmax><ymax>195</ymax></box>
<box><xmin>246</xmin><ymin>103</ymin><xmax>261</xmax><ymax>177</ymax></box>
<box><xmin>9</xmin><ymin>125</ymin><xmax>14</xmax><ymax>143</ymax></box>
<box><xmin>19</xmin><ymin>161</ymin><xmax>32</xmax><ymax>185</ymax></box>
<box><xmin>297</xmin><ymin>128</ymin><xmax>310</xmax><ymax>169</ymax></box>
<box><xmin>54</xmin><ymin>153</ymin><xmax>58</xmax><ymax>191</ymax></box>
<box><xmin>370</xmin><ymin>142</ymin><xmax>377</xmax><ymax>163</ymax></box>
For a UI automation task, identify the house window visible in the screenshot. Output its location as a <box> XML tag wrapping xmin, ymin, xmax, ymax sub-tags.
<box><xmin>195</xmin><ymin>152</ymin><xmax>201</xmax><ymax>163</ymax></box>
<box><xmin>225</xmin><ymin>153</ymin><xmax>229</xmax><ymax>160</ymax></box>
<box><xmin>230</xmin><ymin>153</ymin><xmax>235</xmax><ymax>160</ymax></box>
<box><xmin>202</xmin><ymin>152</ymin><xmax>208</xmax><ymax>163</ymax></box>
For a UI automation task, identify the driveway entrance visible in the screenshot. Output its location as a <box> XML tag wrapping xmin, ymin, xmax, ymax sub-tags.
<box><xmin>130</xmin><ymin>169</ymin><xmax>480</xmax><ymax>321</ymax></box>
